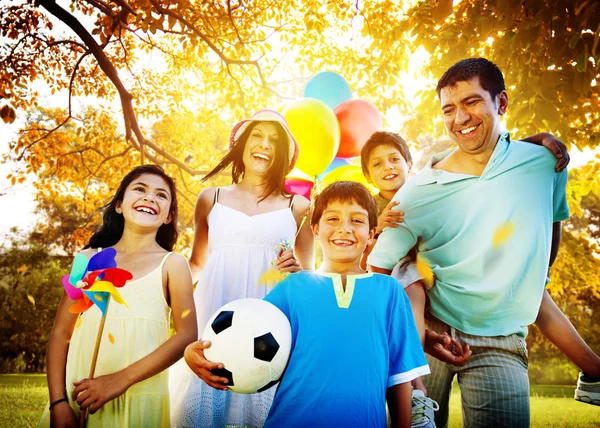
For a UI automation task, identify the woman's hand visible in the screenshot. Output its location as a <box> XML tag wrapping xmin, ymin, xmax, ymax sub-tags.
<box><xmin>71</xmin><ymin>373</ymin><xmax>128</xmax><ymax>414</ymax></box>
<box><xmin>184</xmin><ymin>340</ymin><xmax>229</xmax><ymax>391</ymax></box>
<box><xmin>276</xmin><ymin>247</ymin><xmax>302</xmax><ymax>273</ymax></box>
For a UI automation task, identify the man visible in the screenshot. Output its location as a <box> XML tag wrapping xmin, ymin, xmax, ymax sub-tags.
<box><xmin>368</xmin><ymin>58</ymin><xmax>572</xmax><ymax>427</ymax></box>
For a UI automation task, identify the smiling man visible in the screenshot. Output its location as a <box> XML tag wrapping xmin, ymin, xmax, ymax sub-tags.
<box><xmin>368</xmin><ymin>58</ymin><xmax>571</xmax><ymax>427</ymax></box>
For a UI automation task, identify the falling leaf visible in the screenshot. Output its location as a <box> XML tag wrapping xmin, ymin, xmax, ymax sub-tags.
<box><xmin>27</xmin><ymin>294</ymin><xmax>36</xmax><ymax>306</ymax></box>
<box><xmin>416</xmin><ymin>256</ymin><xmax>435</xmax><ymax>288</ymax></box>
<box><xmin>181</xmin><ymin>309</ymin><xmax>191</xmax><ymax>319</ymax></box>
<box><xmin>75</xmin><ymin>317</ymin><xmax>83</xmax><ymax>329</ymax></box>
<box><xmin>492</xmin><ymin>221</ymin><xmax>515</xmax><ymax>249</ymax></box>
<box><xmin>108</xmin><ymin>333</ymin><xmax>115</xmax><ymax>344</ymax></box>
<box><xmin>17</xmin><ymin>265</ymin><xmax>28</xmax><ymax>273</ymax></box>
<box><xmin>94</xmin><ymin>294</ymin><xmax>104</xmax><ymax>302</ymax></box>
<box><xmin>258</xmin><ymin>268</ymin><xmax>289</xmax><ymax>286</ymax></box>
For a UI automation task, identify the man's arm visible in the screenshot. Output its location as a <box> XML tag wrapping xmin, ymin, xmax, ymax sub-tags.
<box><xmin>549</xmin><ymin>221</ymin><xmax>562</xmax><ymax>267</ymax></box>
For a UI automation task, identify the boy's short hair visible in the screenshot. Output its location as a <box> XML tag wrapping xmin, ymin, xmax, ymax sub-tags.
<box><xmin>360</xmin><ymin>132</ymin><xmax>412</xmax><ymax>180</ymax></box>
<box><xmin>311</xmin><ymin>181</ymin><xmax>378</xmax><ymax>230</ymax></box>
<box><xmin>436</xmin><ymin>57</ymin><xmax>505</xmax><ymax>99</ymax></box>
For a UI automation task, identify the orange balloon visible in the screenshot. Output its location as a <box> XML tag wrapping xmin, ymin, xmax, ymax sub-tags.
<box><xmin>334</xmin><ymin>99</ymin><xmax>383</xmax><ymax>158</ymax></box>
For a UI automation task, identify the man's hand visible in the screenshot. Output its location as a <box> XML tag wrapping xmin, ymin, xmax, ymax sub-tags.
<box><xmin>424</xmin><ymin>329</ymin><xmax>472</xmax><ymax>366</ymax></box>
<box><xmin>184</xmin><ymin>340</ymin><xmax>229</xmax><ymax>390</ymax></box>
<box><xmin>376</xmin><ymin>201</ymin><xmax>405</xmax><ymax>235</ymax></box>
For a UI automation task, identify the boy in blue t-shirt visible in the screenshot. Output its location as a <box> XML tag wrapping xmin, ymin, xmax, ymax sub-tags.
<box><xmin>263</xmin><ymin>181</ymin><xmax>429</xmax><ymax>428</ymax></box>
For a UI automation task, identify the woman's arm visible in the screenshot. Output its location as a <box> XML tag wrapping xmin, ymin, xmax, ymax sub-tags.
<box><xmin>72</xmin><ymin>254</ymin><xmax>198</xmax><ymax>413</ymax></box>
<box><xmin>188</xmin><ymin>188</ymin><xmax>215</xmax><ymax>284</ymax></box>
<box><xmin>291</xmin><ymin>195</ymin><xmax>315</xmax><ymax>270</ymax></box>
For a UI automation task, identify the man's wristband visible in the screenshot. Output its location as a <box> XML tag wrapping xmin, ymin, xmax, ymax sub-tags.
<box><xmin>49</xmin><ymin>397</ymin><xmax>68</xmax><ymax>410</ymax></box>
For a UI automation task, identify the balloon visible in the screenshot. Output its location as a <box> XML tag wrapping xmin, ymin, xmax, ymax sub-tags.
<box><xmin>334</xmin><ymin>99</ymin><xmax>383</xmax><ymax>158</ymax></box>
<box><xmin>285</xmin><ymin>177</ymin><xmax>314</xmax><ymax>200</ymax></box>
<box><xmin>303</xmin><ymin>71</ymin><xmax>352</xmax><ymax>110</ymax></box>
<box><xmin>282</xmin><ymin>98</ymin><xmax>340</xmax><ymax>178</ymax></box>
<box><xmin>319</xmin><ymin>165</ymin><xmax>378</xmax><ymax>195</ymax></box>
<box><xmin>287</xmin><ymin>167</ymin><xmax>315</xmax><ymax>183</ymax></box>
<box><xmin>316</xmin><ymin>157</ymin><xmax>351</xmax><ymax>182</ymax></box>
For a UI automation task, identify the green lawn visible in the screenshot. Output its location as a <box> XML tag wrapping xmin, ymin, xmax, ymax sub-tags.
<box><xmin>448</xmin><ymin>383</ymin><xmax>600</xmax><ymax>428</ymax></box>
<box><xmin>1</xmin><ymin>375</ymin><xmax>599</xmax><ymax>427</ymax></box>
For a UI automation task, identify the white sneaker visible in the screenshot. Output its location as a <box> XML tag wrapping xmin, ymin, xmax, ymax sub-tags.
<box><xmin>574</xmin><ymin>372</ymin><xmax>600</xmax><ymax>406</ymax></box>
<box><xmin>411</xmin><ymin>389</ymin><xmax>439</xmax><ymax>428</ymax></box>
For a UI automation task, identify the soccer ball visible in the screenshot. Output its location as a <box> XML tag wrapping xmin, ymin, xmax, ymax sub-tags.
<box><xmin>202</xmin><ymin>298</ymin><xmax>292</xmax><ymax>394</ymax></box>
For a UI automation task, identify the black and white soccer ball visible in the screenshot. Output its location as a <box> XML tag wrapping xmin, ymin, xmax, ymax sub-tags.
<box><xmin>202</xmin><ymin>298</ymin><xmax>292</xmax><ymax>394</ymax></box>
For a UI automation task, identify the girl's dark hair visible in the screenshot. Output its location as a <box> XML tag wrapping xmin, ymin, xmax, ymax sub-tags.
<box><xmin>202</xmin><ymin>122</ymin><xmax>290</xmax><ymax>202</ymax></box>
<box><xmin>85</xmin><ymin>165</ymin><xmax>179</xmax><ymax>251</ymax></box>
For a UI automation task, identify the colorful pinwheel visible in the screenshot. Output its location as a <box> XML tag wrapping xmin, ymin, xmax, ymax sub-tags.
<box><xmin>62</xmin><ymin>248</ymin><xmax>133</xmax><ymax>428</ymax></box>
<box><xmin>62</xmin><ymin>248</ymin><xmax>132</xmax><ymax>315</ymax></box>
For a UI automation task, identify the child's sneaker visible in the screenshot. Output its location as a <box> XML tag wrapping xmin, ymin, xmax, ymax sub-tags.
<box><xmin>411</xmin><ymin>389</ymin><xmax>439</xmax><ymax>428</ymax></box>
<box><xmin>574</xmin><ymin>372</ymin><xmax>600</xmax><ymax>406</ymax></box>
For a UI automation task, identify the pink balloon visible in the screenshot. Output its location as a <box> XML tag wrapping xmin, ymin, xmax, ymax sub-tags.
<box><xmin>285</xmin><ymin>178</ymin><xmax>314</xmax><ymax>200</ymax></box>
<box><xmin>334</xmin><ymin>99</ymin><xmax>383</xmax><ymax>158</ymax></box>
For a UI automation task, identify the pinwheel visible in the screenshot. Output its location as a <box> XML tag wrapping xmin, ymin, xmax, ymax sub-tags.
<box><xmin>62</xmin><ymin>248</ymin><xmax>132</xmax><ymax>428</ymax></box>
<box><xmin>62</xmin><ymin>248</ymin><xmax>131</xmax><ymax>315</ymax></box>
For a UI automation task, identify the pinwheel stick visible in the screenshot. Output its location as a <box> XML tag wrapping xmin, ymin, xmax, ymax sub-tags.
<box><xmin>79</xmin><ymin>297</ymin><xmax>111</xmax><ymax>428</ymax></box>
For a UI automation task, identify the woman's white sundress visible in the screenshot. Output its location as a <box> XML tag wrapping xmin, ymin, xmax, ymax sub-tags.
<box><xmin>169</xmin><ymin>192</ymin><xmax>297</xmax><ymax>428</ymax></box>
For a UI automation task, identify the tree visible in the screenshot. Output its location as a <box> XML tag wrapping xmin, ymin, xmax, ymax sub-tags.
<box><xmin>3</xmin><ymin>0</ymin><xmax>597</xmax><ymax>176</ymax></box>
<box><xmin>0</xmin><ymin>232</ymin><xmax>71</xmax><ymax>373</ymax></box>
<box><xmin>1</xmin><ymin>0</ymin><xmax>599</xmax><ymax>377</ymax></box>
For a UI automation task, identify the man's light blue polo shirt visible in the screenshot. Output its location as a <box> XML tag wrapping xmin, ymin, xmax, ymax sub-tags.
<box><xmin>368</xmin><ymin>133</ymin><xmax>569</xmax><ymax>337</ymax></box>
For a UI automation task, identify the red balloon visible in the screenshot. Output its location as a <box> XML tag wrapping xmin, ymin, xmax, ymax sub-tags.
<box><xmin>285</xmin><ymin>178</ymin><xmax>314</xmax><ymax>200</ymax></box>
<box><xmin>334</xmin><ymin>99</ymin><xmax>383</xmax><ymax>158</ymax></box>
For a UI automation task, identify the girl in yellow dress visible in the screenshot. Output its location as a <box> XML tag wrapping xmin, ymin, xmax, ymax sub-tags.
<box><xmin>39</xmin><ymin>165</ymin><xmax>197</xmax><ymax>427</ymax></box>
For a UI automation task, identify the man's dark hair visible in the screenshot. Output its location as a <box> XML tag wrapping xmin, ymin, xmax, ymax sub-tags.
<box><xmin>360</xmin><ymin>131</ymin><xmax>412</xmax><ymax>181</ymax></box>
<box><xmin>436</xmin><ymin>58</ymin><xmax>505</xmax><ymax>99</ymax></box>
<box><xmin>311</xmin><ymin>181</ymin><xmax>378</xmax><ymax>230</ymax></box>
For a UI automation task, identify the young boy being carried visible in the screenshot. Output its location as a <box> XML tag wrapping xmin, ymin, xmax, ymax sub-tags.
<box><xmin>263</xmin><ymin>181</ymin><xmax>430</xmax><ymax>427</ymax></box>
<box><xmin>360</xmin><ymin>132</ymin><xmax>450</xmax><ymax>428</ymax></box>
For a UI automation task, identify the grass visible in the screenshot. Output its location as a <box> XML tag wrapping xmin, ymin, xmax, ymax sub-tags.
<box><xmin>1</xmin><ymin>375</ymin><xmax>599</xmax><ymax>427</ymax></box>
<box><xmin>448</xmin><ymin>382</ymin><xmax>600</xmax><ymax>428</ymax></box>
<box><xmin>0</xmin><ymin>374</ymin><xmax>48</xmax><ymax>428</ymax></box>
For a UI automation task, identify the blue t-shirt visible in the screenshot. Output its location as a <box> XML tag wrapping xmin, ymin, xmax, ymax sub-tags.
<box><xmin>264</xmin><ymin>271</ymin><xmax>429</xmax><ymax>427</ymax></box>
<box><xmin>368</xmin><ymin>133</ymin><xmax>570</xmax><ymax>337</ymax></box>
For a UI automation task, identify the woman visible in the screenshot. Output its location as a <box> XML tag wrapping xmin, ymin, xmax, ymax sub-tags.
<box><xmin>169</xmin><ymin>110</ymin><xmax>314</xmax><ymax>427</ymax></box>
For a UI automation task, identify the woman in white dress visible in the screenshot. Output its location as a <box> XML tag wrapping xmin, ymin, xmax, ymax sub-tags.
<box><xmin>170</xmin><ymin>109</ymin><xmax>314</xmax><ymax>427</ymax></box>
